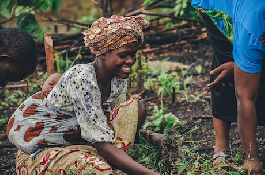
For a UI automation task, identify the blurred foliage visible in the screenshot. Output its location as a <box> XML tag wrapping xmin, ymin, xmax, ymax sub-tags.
<box><xmin>0</xmin><ymin>0</ymin><xmax>62</xmax><ymax>41</ymax></box>
<box><xmin>143</xmin><ymin>0</ymin><xmax>201</xmax><ymax>27</ymax></box>
<box><xmin>54</xmin><ymin>48</ymin><xmax>82</xmax><ymax>73</ymax></box>
<box><xmin>1</xmin><ymin>0</ymin><xmax>201</xmax><ymax>41</ymax></box>
<box><xmin>0</xmin><ymin>0</ymin><xmax>100</xmax><ymax>41</ymax></box>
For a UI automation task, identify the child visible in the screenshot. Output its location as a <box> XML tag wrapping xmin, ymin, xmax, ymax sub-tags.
<box><xmin>7</xmin><ymin>73</ymin><xmax>64</xmax><ymax>154</ymax></box>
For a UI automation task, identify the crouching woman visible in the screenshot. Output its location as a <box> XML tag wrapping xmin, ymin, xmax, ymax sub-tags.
<box><xmin>7</xmin><ymin>15</ymin><xmax>163</xmax><ymax>175</ymax></box>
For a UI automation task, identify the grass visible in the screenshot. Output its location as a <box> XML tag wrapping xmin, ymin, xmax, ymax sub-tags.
<box><xmin>128</xmin><ymin>123</ymin><xmax>245</xmax><ymax>174</ymax></box>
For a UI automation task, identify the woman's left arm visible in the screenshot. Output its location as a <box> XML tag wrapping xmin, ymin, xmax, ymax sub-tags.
<box><xmin>94</xmin><ymin>142</ymin><xmax>159</xmax><ymax>175</ymax></box>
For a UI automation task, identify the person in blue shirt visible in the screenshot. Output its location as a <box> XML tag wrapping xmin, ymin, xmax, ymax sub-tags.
<box><xmin>191</xmin><ymin>0</ymin><xmax>265</xmax><ymax>174</ymax></box>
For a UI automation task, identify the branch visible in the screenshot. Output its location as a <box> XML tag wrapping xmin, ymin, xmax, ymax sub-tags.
<box><xmin>127</xmin><ymin>9</ymin><xmax>203</xmax><ymax>23</ymax></box>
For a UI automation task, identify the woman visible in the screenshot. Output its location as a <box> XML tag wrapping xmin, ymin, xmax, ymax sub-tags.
<box><xmin>8</xmin><ymin>15</ymin><xmax>163</xmax><ymax>175</ymax></box>
<box><xmin>191</xmin><ymin>0</ymin><xmax>265</xmax><ymax>174</ymax></box>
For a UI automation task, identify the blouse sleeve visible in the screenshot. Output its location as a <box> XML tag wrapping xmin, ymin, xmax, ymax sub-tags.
<box><xmin>66</xmin><ymin>70</ymin><xmax>115</xmax><ymax>143</ymax></box>
<box><xmin>111</xmin><ymin>80</ymin><xmax>127</xmax><ymax>106</ymax></box>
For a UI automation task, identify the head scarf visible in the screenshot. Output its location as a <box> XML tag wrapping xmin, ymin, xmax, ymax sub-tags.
<box><xmin>83</xmin><ymin>15</ymin><xmax>149</xmax><ymax>56</ymax></box>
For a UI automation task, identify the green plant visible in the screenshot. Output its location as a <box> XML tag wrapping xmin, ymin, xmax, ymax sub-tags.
<box><xmin>143</xmin><ymin>0</ymin><xmax>174</xmax><ymax>6</ymax></box>
<box><xmin>0</xmin><ymin>118</ymin><xmax>7</xmax><ymax>127</ymax></box>
<box><xmin>66</xmin><ymin>168</ymin><xmax>96</xmax><ymax>175</ymax></box>
<box><xmin>0</xmin><ymin>0</ymin><xmax>62</xmax><ymax>41</ymax></box>
<box><xmin>128</xmin><ymin>133</ymin><xmax>174</xmax><ymax>175</ymax></box>
<box><xmin>145</xmin><ymin>59</ymin><xmax>180</xmax><ymax>103</ymax></box>
<box><xmin>174</xmin><ymin>0</ymin><xmax>198</xmax><ymax>19</ymax></box>
<box><xmin>195</xmin><ymin>64</ymin><xmax>203</xmax><ymax>74</ymax></box>
<box><xmin>158</xmin><ymin>72</ymin><xmax>180</xmax><ymax>102</ymax></box>
<box><xmin>54</xmin><ymin>48</ymin><xmax>82</xmax><ymax>73</ymax></box>
<box><xmin>129</xmin><ymin>52</ymin><xmax>152</xmax><ymax>88</ymax></box>
<box><xmin>179</xmin><ymin>66</ymin><xmax>203</xmax><ymax>103</ymax></box>
<box><xmin>0</xmin><ymin>89</ymin><xmax>28</xmax><ymax>109</ymax></box>
<box><xmin>182</xmin><ymin>75</ymin><xmax>203</xmax><ymax>103</ymax></box>
<box><xmin>176</xmin><ymin>146</ymin><xmax>199</xmax><ymax>174</ymax></box>
<box><xmin>233</xmin><ymin>150</ymin><xmax>244</xmax><ymax>163</ymax></box>
<box><xmin>142</xmin><ymin>0</ymin><xmax>201</xmax><ymax>27</ymax></box>
<box><xmin>143</xmin><ymin>103</ymin><xmax>184</xmax><ymax>133</ymax></box>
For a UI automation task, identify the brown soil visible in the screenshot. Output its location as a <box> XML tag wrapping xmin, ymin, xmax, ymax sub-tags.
<box><xmin>0</xmin><ymin>39</ymin><xmax>265</xmax><ymax>175</ymax></box>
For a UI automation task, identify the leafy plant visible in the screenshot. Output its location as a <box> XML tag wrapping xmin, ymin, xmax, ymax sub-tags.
<box><xmin>0</xmin><ymin>89</ymin><xmax>28</xmax><ymax>109</ymax></box>
<box><xmin>0</xmin><ymin>0</ymin><xmax>62</xmax><ymax>41</ymax></box>
<box><xmin>149</xmin><ymin>57</ymin><xmax>170</xmax><ymax>76</ymax></box>
<box><xmin>0</xmin><ymin>118</ymin><xmax>7</xmax><ymax>127</ymax></box>
<box><xmin>158</xmin><ymin>72</ymin><xmax>180</xmax><ymax>102</ymax></box>
<box><xmin>179</xmin><ymin>67</ymin><xmax>203</xmax><ymax>103</ymax></box>
<box><xmin>174</xmin><ymin>0</ymin><xmax>197</xmax><ymax>19</ymax></box>
<box><xmin>195</xmin><ymin>64</ymin><xmax>203</xmax><ymax>74</ymax></box>
<box><xmin>54</xmin><ymin>48</ymin><xmax>82</xmax><ymax>73</ymax></box>
<box><xmin>129</xmin><ymin>52</ymin><xmax>152</xmax><ymax>88</ymax></box>
<box><xmin>142</xmin><ymin>0</ymin><xmax>201</xmax><ymax>27</ymax></box>
<box><xmin>128</xmin><ymin>133</ymin><xmax>174</xmax><ymax>175</ymax></box>
<box><xmin>182</xmin><ymin>75</ymin><xmax>192</xmax><ymax>102</ymax></box>
<box><xmin>143</xmin><ymin>103</ymin><xmax>184</xmax><ymax>133</ymax></box>
<box><xmin>145</xmin><ymin>58</ymin><xmax>181</xmax><ymax>103</ymax></box>
<box><xmin>233</xmin><ymin>150</ymin><xmax>244</xmax><ymax>163</ymax></box>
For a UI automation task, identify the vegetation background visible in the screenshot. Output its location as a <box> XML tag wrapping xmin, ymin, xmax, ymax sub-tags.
<box><xmin>1</xmin><ymin>0</ymin><xmax>265</xmax><ymax>174</ymax></box>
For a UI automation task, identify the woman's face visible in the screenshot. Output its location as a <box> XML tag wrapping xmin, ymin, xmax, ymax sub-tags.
<box><xmin>105</xmin><ymin>42</ymin><xmax>137</xmax><ymax>79</ymax></box>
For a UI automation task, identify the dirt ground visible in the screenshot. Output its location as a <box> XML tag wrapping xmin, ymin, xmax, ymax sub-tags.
<box><xmin>0</xmin><ymin>39</ymin><xmax>265</xmax><ymax>175</ymax></box>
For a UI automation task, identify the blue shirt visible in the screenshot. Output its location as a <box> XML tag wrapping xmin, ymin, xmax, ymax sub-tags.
<box><xmin>192</xmin><ymin>0</ymin><xmax>265</xmax><ymax>73</ymax></box>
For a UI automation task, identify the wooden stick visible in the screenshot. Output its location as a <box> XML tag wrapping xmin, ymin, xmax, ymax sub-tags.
<box><xmin>126</xmin><ymin>9</ymin><xmax>203</xmax><ymax>23</ymax></box>
<box><xmin>44</xmin><ymin>33</ymin><xmax>55</xmax><ymax>75</ymax></box>
<box><xmin>5</xmin><ymin>83</ymin><xmax>42</xmax><ymax>89</ymax></box>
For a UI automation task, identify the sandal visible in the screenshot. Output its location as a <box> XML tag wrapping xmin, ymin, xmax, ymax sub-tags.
<box><xmin>213</xmin><ymin>151</ymin><xmax>241</xmax><ymax>172</ymax></box>
<box><xmin>213</xmin><ymin>151</ymin><xmax>233</xmax><ymax>166</ymax></box>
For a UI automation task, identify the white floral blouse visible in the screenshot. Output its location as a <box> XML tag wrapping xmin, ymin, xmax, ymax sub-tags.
<box><xmin>47</xmin><ymin>63</ymin><xmax>127</xmax><ymax>143</ymax></box>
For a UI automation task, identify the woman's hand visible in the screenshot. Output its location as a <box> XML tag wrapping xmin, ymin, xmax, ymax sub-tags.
<box><xmin>137</xmin><ymin>129</ymin><xmax>165</xmax><ymax>153</ymax></box>
<box><xmin>206</xmin><ymin>62</ymin><xmax>234</xmax><ymax>89</ymax></box>
<box><xmin>150</xmin><ymin>133</ymin><xmax>164</xmax><ymax>151</ymax></box>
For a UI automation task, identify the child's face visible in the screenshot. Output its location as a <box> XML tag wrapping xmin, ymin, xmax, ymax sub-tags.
<box><xmin>42</xmin><ymin>73</ymin><xmax>61</xmax><ymax>97</ymax></box>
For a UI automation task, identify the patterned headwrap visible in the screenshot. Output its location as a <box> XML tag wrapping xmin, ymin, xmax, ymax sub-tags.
<box><xmin>83</xmin><ymin>15</ymin><xmax>149</xmax><ymax>56</ymax></box>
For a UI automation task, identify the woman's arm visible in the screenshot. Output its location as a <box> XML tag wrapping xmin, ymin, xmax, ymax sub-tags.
<box><xmin>94</xmin><ymin>142</ymin><xmax>159</xmax><ymax>175</ymax></box>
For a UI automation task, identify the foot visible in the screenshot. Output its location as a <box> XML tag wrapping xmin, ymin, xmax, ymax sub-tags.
<box><xmin>213</xmin><ymin>151</ymin><xmax>233</xmax><ymax>166</ymax></box>
<box><xmin>243</xmin><ymin>158</ymin><xmax>263</xmax><ymax>175</ymax></box>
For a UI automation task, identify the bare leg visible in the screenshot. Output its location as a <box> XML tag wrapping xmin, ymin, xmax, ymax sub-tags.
<box><xmin>234</xmin><ymin>64</ymin><xmax>262</xmax><ymax>174</ymax></box>
<box><xmin>213</xmin><ymin>117</ymin><xmax>231</xmax><ymax>154</ymax></box>
<box><xmin>213</xmin><ymin>117</ymin><xmax>231</xmax><ymax>165</ymax></box>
